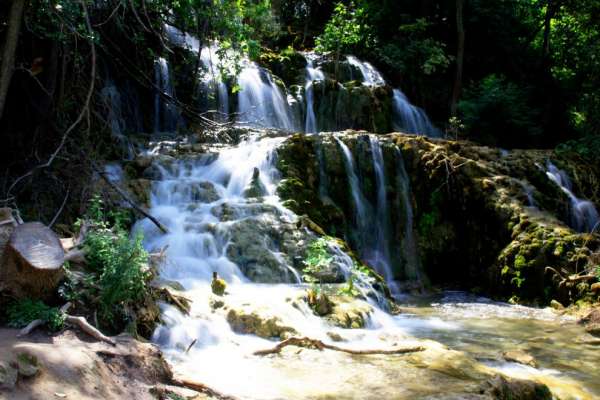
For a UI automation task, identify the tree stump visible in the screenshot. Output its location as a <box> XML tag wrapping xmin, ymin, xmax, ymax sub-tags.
<box><xmin>0</xmin><ymin>222</ymin><xmax>64</xmax><ymax>300</ymax></box>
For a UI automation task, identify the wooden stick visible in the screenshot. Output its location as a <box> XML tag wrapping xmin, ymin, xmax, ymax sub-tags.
<box><xmin>17</xmin><ymin>319</ymin><xmax>44</xmax><ymax>337</ymax></box>
<box><xmin>64</xmin><ymin>315</ymin><xmax>116</xmax><ymax>346</ymax></box>
<box><xmin>171</xmin><ymin>378</ymin><xmax>240</xmax><ymax>400</ymax></box>
<box><xmin>253</xmin><ymin>336</ymin><xmax>425</xmax><ymax>356</ymax></box>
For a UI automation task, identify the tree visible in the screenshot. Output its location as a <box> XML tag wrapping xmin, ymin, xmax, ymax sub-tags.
<box><xmin>450</xmin><ymin>0</ymin><xmax>465</xmax><ymax>116</ymax></box>
<box><xmin>0</xmin><ymin>0</ymin><xmax>26</xmax><ymax>120</ymax></box>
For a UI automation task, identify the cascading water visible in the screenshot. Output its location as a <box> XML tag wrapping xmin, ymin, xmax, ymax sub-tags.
<box><xmin>304</xmin><ymin>53</ymin><xmax>324</xmax><ymax>133</ymax></box>
<box><xmin>392</xmin><ymin>89</ymin><xmax>440</xmax><ymax>137</ymax></box>
<box><xmin>100</xmin><ymin>81</ymin><xmax>135</xmax><ymax>159</ymax></box>
<box><xmin>154</xmin><ymin>57</ymin><xmax>179</xmax><ymax>133</ymax></box>
<box><xmin>237</xmin><ymin>63</ymin><xmax>297</xmax><ymax>131</ymax></box>
<box><xmin>346</xmin><ymin>55</ymin><xmax>386</xmax><ymax>86</ymax></box>
<box><xmin>546</xmin><ymin>161</ymin><xmax>599</xmax><ymax>233</ymax></box>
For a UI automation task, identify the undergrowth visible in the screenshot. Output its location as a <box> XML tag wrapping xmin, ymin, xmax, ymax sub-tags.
<box><xmin>7</xmin><ymin>299</ymin><xmax>65</xmax><ymax>331</ymax></box>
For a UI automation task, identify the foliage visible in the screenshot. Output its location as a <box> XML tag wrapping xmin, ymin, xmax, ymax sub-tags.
<box><xmin>458</xmin><ymin>74</ymin><xmax>542</xmax><ymax>147</ymax></box>
<box><xmin>315</xmin><ymin>2</ymin><xmax>373</xmax><ymax>55</ymax></box>
<box><xmin>555</xmin><ymin>135</ymin><xmax>600</xmax><ymax>162</ymax></box>
<box><xmin>65</xmin><ymin>196</ymin><xmax>150</xmax><ymax>327</ymax></box>
<box><xmin>7</xmin><ymin>299</ymin><xmax>65</xmax><ymax>331</ymax></box>
<box><xmin>338</xmin><ymin>263</ymin><xmax>374</xmax><ymax>297</ymax></box>
<box><xmin>302</xmin><ymin>237</ymin><xmax>333</xmax><ymax>285</ymax></box>
<box><xmin>418</xmin><ymin>190</ymin><xmax>442</xmax><ymax>238</ymax></box>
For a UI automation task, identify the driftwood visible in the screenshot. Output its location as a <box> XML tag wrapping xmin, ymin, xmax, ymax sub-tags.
<box><xmin>545</xmin><ymin>266</ymin><xmax>597</xmax><ymax>289</ymax></box>
<box><xmin>90</xmin><ymin>161</ymin><xmax>169</xmax><ymax>234</ymax></box>
<box><xmin>17</xmin><ymin>302</ymin><xmax>116</xmax><ymax>346</ymax></box>
<box><xmin>253</xmin><ymin>336</ymin><xmax>426</xmax><ymax>356</ymax></box>
<box><xmin>0</xmin><ymin>222</ymin><xmax>64</xmax><ymax>300</ymax></box>
<box><xmin>171</xmin><ymin>377</ymin><xmax>240</xmax><ymax>400</ymax></box>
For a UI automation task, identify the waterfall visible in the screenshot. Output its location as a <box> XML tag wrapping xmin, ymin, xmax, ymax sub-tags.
<box><xmin>335</xmin><ymin>136</ymin><xmax>400</xmax><ymax>294</ymax></box>
<box><xmin>346</xmin><ymin>55</ymin><xmax>386</xmax><ymax>86</ymax></box>
<box><xmin>395</xmin><ymin>148</ymin><xmax>423</xmax><ymax>284</ymax></box>
<box><xmin>154</xmin><ymin>57</ymin><xmax>179</xmax><ymax>133</ymax></box>
<box><xmin>369</xmin><ymin>137</ymin><xmax>398</xmax><ymax>294</ymax></box>
<box><xmin>237</xmin><ymin>62</ymin><xmax>297</xmax><ymax>131</ymax></box>
<box><xmin>392</xmin><ymin>89</ymin><xmax>440</xmax><ymax>137</ymax></box>
<box><xmin>304</xmin><ymin>53</ymin><xmax>324</xmax><ymax>133</ymax></box>
<box><xmin>546</xmin><ymin>162</ymin><xmax>599</xmax><ymax>233</ymax></box>
<box><xmin>100</xmin><ymin>81</ymin><xmax>135</xmax><ymax>159</ymax></box>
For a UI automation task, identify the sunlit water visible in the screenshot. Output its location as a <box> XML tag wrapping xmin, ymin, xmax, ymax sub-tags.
<box><xmin>134</xmin><ymin>135</ymin><xmax>600</xmax><ymax>399</ymax></box>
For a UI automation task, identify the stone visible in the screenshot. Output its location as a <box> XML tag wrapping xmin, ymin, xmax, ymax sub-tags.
<box><xmin>326</xmin><ymin>295</ymin><xmax>373</xmax><ymax>329</ymax></box>
<box><xmin>591</xmin><ymin>282</ymin><xmax>600</xmax><ymax>294</ymax></box>
<box><xmin>502</xmin><ymin>350</ymin><xmax>537</xmax><ymax>367</ymax></box>
<box><xmin>211</xmin><ymin>272</ymin><xmax>226</xmax><ymax>296</ymax></box>
<box><xmin>243</xmin><ymin>167</ymin><xmax>268</xmax><ymax>198</ymax></box>
<box><xmin>481</xmin><ymin>374</ymin><xmax>552</xmax><ymax>400</ymax></box>
<box><xmin>15</xmin><ymin>353</ymin><xmax>40</xmax><ymax>378</ymax></box>
<box><xmin>0</xmin><ymin>361</ymin><xmax>17</xmax><ymax>390</ymax></box>
<box><xmin>549</xmin><ymin>299</ymin><xmax>564</xmax><ymax>310</ymax></box>
<box><xmin>326</xmin><ymin>332</ymin><xmax>344</xmax><ymax>342</ymax></box>
<box><xmin>191</xmin><ymin>181</ymin><xmax>220</xmax><ymax>203</ymax></box>
<box><xmin>226</xmin><ymin>307</ymin><xmax>296</xmax><ymax>339</ymax></box>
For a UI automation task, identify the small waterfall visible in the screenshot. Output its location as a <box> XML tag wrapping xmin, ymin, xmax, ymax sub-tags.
<box><xmin>304</xmin><ymin>54</ymin><xmax>324</xmax><ymax>133</ymax></box>
<box><xmin>346</xmin><ymin>55</ymin><xmax>386</xmax><ymax>86</ymax></box>
<box><xmin>395</xmin><ymin>148</ymin><xmax>423</xmax><ymax>284</ymax></box>
<box><xmin>154</xmin><ymin>57</ymin><xmax>179</xmax><ymax>133</ymax></box>
<box><xmin>335</xmin><ymin>136</ymin><xmax>399</xmax><ymax>294</ymax></box>
<box><xmin>100</xmin><ymin>81</ymin><xmax>134</xmax><ymax>158</ymax></box>
<box><xmin>369</xmin><ymin>137</ymin><xmax>398</xmax><ymax>294</ymax></box>
<box><xmin>237</xmin><ymin>62</ymin><xmax>297</xmax><ymax>131</ymax></box>
<box><xmin>546</xmin><ymin>162</ymin><xmax>599</xmax><ymax>233</ymax></box>
<box><xmin>198</xmin><ymin>46</ymin><xmax>229</xmax><ymax>121</ymax></box>
<box><xmin>392</xmin><ymin>89</ymin><xmax>440</xmax><ymax>137</ymax></box>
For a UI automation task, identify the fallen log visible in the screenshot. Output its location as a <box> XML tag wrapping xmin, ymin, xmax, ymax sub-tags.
<box><xmin>0</xmin><ymin>222</ymin><xmax>64</xmax><ymax>300</ymax></box>
<box><xmin>253</xmin><ymin>336</ymin><xmax>425</xmax><ymax>356</ymax></box>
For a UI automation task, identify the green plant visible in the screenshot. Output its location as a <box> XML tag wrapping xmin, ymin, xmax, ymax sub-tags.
<box><xmin>315</xmin><ymin>2</ymin><xmax>373</xmax><ymax>55</ymax></box>
<box><xmin>68</xmin><ymin>196</ymin><xmax>150</xmax><ymax>327</ymax></box>
<box><xmin>7</xmin><ymin>299</ymin><xmax>65</xmax><ymax>331</ymax></box>
<box><xmin>302</xmin><ymin>237</ymin><xmax>334</xmax><ymax>284</ymax></box>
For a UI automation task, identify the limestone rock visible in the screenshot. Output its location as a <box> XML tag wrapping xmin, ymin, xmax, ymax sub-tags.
<box><xmin>226</xmin><ymin>307</ymin><xmax>296</xmax><ymax>339</ymax></box>
<box><xmin>502</xmin><ymin>350</ymin><xmax>537</xmax><ymax>367</ymax></box>
<box><xmin>15</xmin><ymin>353</ymin><xmax>40</xmax><ymax>378</ymax></box>
<box><xmin>591</xmin><ymin>282</ymin><xmax>600</xmax><ymax>294</ymax></box>
<box><xmin>0</xmin><ymin>361</ymin><xmax>17</xmax><ymax>390</ymax></box>
<box><xmin>481</xmin><ymin>374</ymin><xmax>552</xmax><ymax>400</ymax></box>
<box><xmin>549</xmin><ymin>299</ymin><xmax>564</xmax><ymax>310</ymax></box>
<box><xmin>243</xmin><ymin>167</ymin><xmax>268</xmax><ymax>198</ymax></box>
<box><xmin>211</xmin><ymin>273</ymin><xmax>226</xmax><ymax>296</ymax></box>
<box><xmin>326</xmin><ymin>295</ymin><xmax>373</xmax><ymax>329</ymax></box>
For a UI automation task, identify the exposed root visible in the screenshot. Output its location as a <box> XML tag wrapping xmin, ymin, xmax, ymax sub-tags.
<box><xmin>171</xmin><ymin>377</ymin><xmax>240</xmax><ymax>400</ymax></box>
<box><xmin>253</xmin><ymin>336</ymin><xmax>426</xmax><ymax>356</ymax></box>
<box><xmin>17</xmin><ymin>319</ymin><xmax>44</xmax><ymax>337</ymax></box>
<box><xmin>64</xmin><ymin>315</ymin><xmax>116</xmax><ymax>346</ymax></box>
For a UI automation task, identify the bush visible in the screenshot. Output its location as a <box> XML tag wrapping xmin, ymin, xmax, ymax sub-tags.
<box><xmin>65</xmin><ymin>196</ymin><xmax>150</xmax><ymax>329</ymax></box>
<box><xmin>7</xmin><ymin>299</ymin><xmax>65</xmax><ymax>331</ymax></box>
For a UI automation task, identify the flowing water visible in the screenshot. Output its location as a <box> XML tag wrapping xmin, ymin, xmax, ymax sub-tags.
<box><xmin>154</xmin><ymin>57</ymin><xmax>179</xmax><ymax>133</ymax></box>
<box><xmin>304</xmin><ymin>53</ymin><xmax>324</xmax><ymax>133</ymax></box>
<box><xmin>546</xmin><ymin>162</ymin><xmax>599</xmax><ymax>233</ymax></box>
<box><xmin>134</xmin><ymin>133</ymin><xmax>600</xmax><ymax>399</ymax></box>
<box><xmin>392</xmin><ymin>89</ymin><xmax>440</xmax><ymax>137</ymax></box>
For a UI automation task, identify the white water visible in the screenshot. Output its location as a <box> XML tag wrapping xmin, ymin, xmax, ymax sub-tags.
<box><xmin>100</xmin><ymin>81</ymin><xmax>135</xmax><ymax>158</ymax></box>
<box><xmin>346</xmin><ymin>55</ymin><xmax>386</xmax><ymax>86</ymax></box>
<box><xmin>237</xmin><ymin>62</ymin><xmax>297</xmax><ymax>131</ymax></box>
<box><xmin>546</xmin><ymin>162</ymin><xmax>599</xmax><ymax>233</ymax></box>
<box><xmin>392</xmin><ymin>89</ymin><xmax>440</xmax><ymax>137</ymax></box>
<box><xmin>304</xmin><ymin>53</ymin><xmax>324</xmax><ymax>133</ymax></box>
<box><xmin>154</xmin><ymin>57</ymin><xmax>179</xmax><ymax>133</ymax></box>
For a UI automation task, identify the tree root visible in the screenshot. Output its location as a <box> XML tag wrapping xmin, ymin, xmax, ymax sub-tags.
<box><xmin>16</xmin><ymin>302</ymin><xmax>116</xmax><ymax>346</ymax></box>
<box><xmin>253</xmin><ymin>336</ymin><xmax>426</xmax><ymax>356</ymax></box>
<box><xmin>171</xmin><ymin>377</ymin><xmax>240</xmax><ymax>400</ymax></box>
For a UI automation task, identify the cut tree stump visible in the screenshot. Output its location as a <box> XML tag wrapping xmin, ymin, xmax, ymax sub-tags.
<box><xmin>0</xmin><ymin>222</ymin><xmax>64</xmax><ymax>300</ymax></box>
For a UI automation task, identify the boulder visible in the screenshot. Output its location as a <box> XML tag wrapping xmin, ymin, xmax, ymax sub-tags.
<box><xmin>502</xmin><ymin>350</ymin><xmax>537</xmax><ymax>367</ymax></box>
<box><xmin>481</xmin><ymin>375</ymin><xmax>552</xmax><ymax>400</ymax></box>
<box><xmin>0</xmin><ymin>361</ymin><xmax>17</xmax><ymax>390</ymax></box>
<box><xmin>226</xmin><ymin>307</ymin><xmax>296</xmax><ymax>339</ymax></box>
<box><xmin>0</xmin><ymin>222</ymin><xmax>64</xmax><ymax>300</ymax></box>
<box><xmin>15</xmin><ymin>353</ymin><xmax>40</xmax><ymax>378</ymax></box>
<box><xmin>326</xmin><ymin>295</ymin><xmax>373</xmax><ymax>329</ymax></box>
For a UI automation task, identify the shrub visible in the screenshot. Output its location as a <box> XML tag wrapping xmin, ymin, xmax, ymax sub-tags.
<box><xmin>65</xmin><ymin>196</ymin><xmax>150</xmax><ymax>328</ymax></box>
<box><xmin>7</xmin><ymin>299</ymin><xmax>65</xmax><ymax>331</ymax></box>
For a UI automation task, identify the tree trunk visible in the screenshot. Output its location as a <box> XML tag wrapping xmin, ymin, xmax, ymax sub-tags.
<box><xmin>0</xmin><ymin>0</ymin><xmax>26</xmax><ymax>120</ymax></box>
<box><xmin>450</xmin><ymin>0</ymin><xmax>465</xmax><ymax>117</ymax></box>
<box><xmin>0</xmin><ymin>222</ymin><xmax>64</xmax><ymax>300</ymax></box>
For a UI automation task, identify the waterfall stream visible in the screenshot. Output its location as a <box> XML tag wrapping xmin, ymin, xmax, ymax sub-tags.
<box><xmin>130</xmin><ymin>31</ymin><xmax>600</xmax><ymax>398</ymax></box>
<box><xmin>546</xmin><ymin>162</ymin><xmax>599</xmax><ymax>233</ymax></box>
